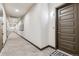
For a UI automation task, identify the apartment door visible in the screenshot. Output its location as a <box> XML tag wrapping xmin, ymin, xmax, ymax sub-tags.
<box><xmin>0</xmin><ymin>9</ymin><xmax>3</xmax><ymax>51</ymax></box>
<box><xmin>0</xmin><ymin>20</ymin><xmax>3</xmax><ymax>51</ymax></box>
<box><xmin>56</xmin><ymin>4</ymin><xmax>78</xmax><ymax>54</ymax></box>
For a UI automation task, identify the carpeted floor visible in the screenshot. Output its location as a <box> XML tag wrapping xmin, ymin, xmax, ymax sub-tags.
<box><xmin>0</xmin><ymin>32</ymin><xmax>55</xmax><ymax>56</ymax></box>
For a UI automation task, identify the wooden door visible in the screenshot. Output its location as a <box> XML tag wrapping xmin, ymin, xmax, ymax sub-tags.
<box><xmin>0</xmin><ymin>19</ymin><xmax>3</xmax><ymax>51</ymax></box>
<box><xmin>57</xmin><ymin>4</ymin><xmax>77</xmax><ymax>54</ymax></box>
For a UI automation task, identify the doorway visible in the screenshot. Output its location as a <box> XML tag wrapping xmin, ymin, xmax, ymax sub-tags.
<box><xmin>0</xmin><ymin>6</ymin><xmax>3</xmax><ymax>52</ymax></box>
<box><xmin>56</xmin><ymin>3</ymin><xmax>79</xmax><ymax>55</ymax></box>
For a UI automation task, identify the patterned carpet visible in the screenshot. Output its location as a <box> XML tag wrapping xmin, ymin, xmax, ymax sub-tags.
<box><xmin>0</xmin><ymin>32</ymin><xmax>55</xmax><ymax>56</ymax></box>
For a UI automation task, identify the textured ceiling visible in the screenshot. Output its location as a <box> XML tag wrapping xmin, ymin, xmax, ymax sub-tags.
<box><xmin>4</xmin><ymin>3</ymin><xmax>34</xmax><ymax>18</ymax></box>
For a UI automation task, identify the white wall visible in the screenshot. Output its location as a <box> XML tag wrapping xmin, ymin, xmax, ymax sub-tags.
<box><xmin>16</xmin><ymin>3</ymin><xmax>65</xmax><ymax>48</ymax></box>
<box><xmin>40</xmin><ymin>4</ymin><xmax>49</xmax><ymax>47</ymax></box>
<box><xmin>6</xmin><ymin>19</ymin><xmax>12</xmax><ymax>35</ymax></box>
<box><xmin>7</xmin><ymin>17</ymin><xmax>21</xmax><ymax>32</ymax></box>
<box><xmin>15</xmin><ymin>20</ymin><xmax>24</xmax><ymax>37</ymax></box>
<box><xmin>48</xmin><ymin>3</ymin><xmax>64</xmax><ymax>47</ymax></box>
<box><xmin>23</xmin><ymin>3</ymin><xmax>49</xmax><ymax>48</ymax></box>
<box><xmin>16</xmin><ymin>3</ymin><xmax>49</xmax><ymax>48</ymax></box>
<box><xmin>8</xmin><ymin>17</ymin><xmax>20</xmax><ymax>27</ymax></box>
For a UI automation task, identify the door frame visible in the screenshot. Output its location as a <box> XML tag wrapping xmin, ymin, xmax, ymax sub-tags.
<box><xmin>55</xmin><ymin>3</ymin><xmax>72</xmax><ymax>49</ymax></box>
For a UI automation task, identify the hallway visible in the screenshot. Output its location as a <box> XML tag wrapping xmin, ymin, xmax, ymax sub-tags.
<box><xmin>0</xmin><ymin>32</ymin><xmax>55</xmax><ymax>56</ymax></box>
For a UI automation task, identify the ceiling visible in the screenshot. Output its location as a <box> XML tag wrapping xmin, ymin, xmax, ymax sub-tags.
<box><xmin>4</xmin><ymin>3</ymin><xmax>34</xmax><ymax>18</ymax></box>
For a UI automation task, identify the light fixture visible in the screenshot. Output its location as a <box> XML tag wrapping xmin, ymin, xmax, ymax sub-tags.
<box><xmin>15</xmin><ymin>9</ymin><xmax>19</xmax><ymax>12</ymax></box>
<box><xmin>50</xmin><ymin>11</ymin><xmax>54</xmax><ymax>17</ymax></box>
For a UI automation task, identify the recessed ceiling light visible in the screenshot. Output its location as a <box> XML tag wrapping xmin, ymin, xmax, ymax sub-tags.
<box><xmin>15</xmin><ymin>9</ymin><xmax>19</xmax><ymax>12</ymax></box>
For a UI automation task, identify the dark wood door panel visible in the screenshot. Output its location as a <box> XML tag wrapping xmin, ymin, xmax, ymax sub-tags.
<box><xmin>60</xmin><ymin>21</ymin><xmax>74</xmax><ymax>26</ymax></box>
<box><xmin>57</xmin><ymin>4</ymin><xmax>79</xmax><ymax>55</ymax></box>
<box><xmin>59</xmin><ymin>36</ymin><xmax>75</xmax><ymax>42</ymax></box>
<box><xmin>60</xmin><ymin>18</ymin><xmax>74</xmax><ymax>22</ymax></box>
<box><xmin>58</xmin><ymin>25</ymin><xmax>75</xmax><ymax>30</ymax></box>
<box><xmin>59</xmin><ymin>28</ymin><xmax>75</xmax><ymax>34</ymax></box>
<box><xmin>60</xmin><ymin>5</ymin><xmax>73</xmax><ymax>14</ymax></box>
<box><xmin>60</xmin><ymin>24</ymin><xmax>74</xmax><ymax>27</ymax></box>
<box><xmin>59</xmin><ymin>39</ymin><xmax>76</xmax><ymax>44</ymax></box>
<box><xmin>59</xmin><ymin>43</ymin><xmax>75</xmax><ymax>51</ymax></box>
<box><xmin>58</xmin><ymin>33</ymin><xmax>76</xmax><ymax>37</ymax></box>
<box><xmin>60</xmin><ymin>14</ymin><xmax>74</xmax><ymax>20</ymax></box>
<box><xmin>0</xmin><ymin>27</ymin><xmax>3</xmax><ymax>52</ymax></box>
<box><xmin>60</xmin><ymin>11</ymin><xmax>73</xmax><ymax>16</ymax></box>
<box><xmin>59</xmin><ymin>45</ymin><xmax>76</xmax><ymax>53</ymax></box>
<box><xmin>59</xmin><ymin>27</ymin><xmax>75</xmax><ymax>30</ymax></box>
<box><xmin>0</xmin><ymin>43</ymin><xmax>3</xmax><ymax>51</ymax></box>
